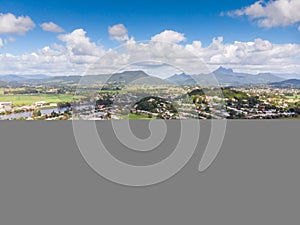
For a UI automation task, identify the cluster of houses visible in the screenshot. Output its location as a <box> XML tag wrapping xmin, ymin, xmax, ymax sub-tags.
<box><xmin>0</xmin><ymin>102</ymin><xmax>13</xmax><ymax>113</ymax></box>
<box><xmin>0</xmin><ymin>101</ymin><xmax>51</xmax><ymax>113</ymax></box>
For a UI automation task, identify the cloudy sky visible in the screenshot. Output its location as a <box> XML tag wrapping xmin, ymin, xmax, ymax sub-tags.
<box><xmin>0</xmin><ymin>0</ymin><xmax>300</xmax><ymax>76</ymax></box>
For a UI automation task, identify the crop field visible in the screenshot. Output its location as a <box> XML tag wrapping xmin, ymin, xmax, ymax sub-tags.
<box><xmin>0</xmin><ymin>94</ymin><xmax>83</xmax><ymax>106</ymax></box>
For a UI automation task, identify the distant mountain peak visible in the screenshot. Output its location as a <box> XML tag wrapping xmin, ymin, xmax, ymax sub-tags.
<box><xmin>173</xmin><ymin>73</ymin><xmax>190</xmax><ymax>77</ymax></box>
<box><xmin>118</xmin><ymin>70</ymin><xmax>149</xmax><ymax>76</ymax></box>
<box><xmin>166</xmin><ymin>73</ymin><xmax>196</xmax><ymax>85</ymax></box>
<box><xmin>214</xmin><ymin>66</ymin><xmax>234</xmax><ymax>74</ymax></box>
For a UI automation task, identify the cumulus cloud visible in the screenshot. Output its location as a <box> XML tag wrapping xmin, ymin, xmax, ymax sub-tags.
<box><xmin>58</xmin><ymin>29</ymin><xmax>104</xmax><ymax>57</ymax></box>
<box><xmin>41</xmin><ymin>22</ymin><xmax>64</xmax><ymax>33</ymax></box>
<box><xmin>151</xmin><ymin>30</ymin><xmax>186</xmax><ymax>43</ymax></box>
<box><xmin>204</xmin><ymin>38</ymin><xmax>298</xmax><ymax>65</ymax></box>
<box><xmin>0</xmin><ymin>28</ymin><xmax>300</xmax><ymax>76</ymax></box>
<box><xmin>0</xmin><ymin>13</ymin><xmax>35</xmax><ymax>35</ymax></box>
<box><xmin>227</xmin><ymin>0</ymin><xmax>300</xmax><ymax>29</ymax></box>
<box><xmin>0</xmin><ymin>28</ymin><xmax>106</xmax><ymax>75</ymax></box>
<box><xmin>185</xmin><ymin>41</ymin><xmax>202</xmax><ymax>52</ymax></box>
<box><xmin>108</xmin><ymin>24</ymin><xmax>129</xmax><ymax>42</ymax></box>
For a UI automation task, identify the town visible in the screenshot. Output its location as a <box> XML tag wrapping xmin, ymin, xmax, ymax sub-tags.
<box><xmin>1</xmin><ymin>83</ymin><xmax>299</xmax><ymax>120</ymax></box>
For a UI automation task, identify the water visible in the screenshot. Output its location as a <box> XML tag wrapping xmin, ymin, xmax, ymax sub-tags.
<box><xmin>0</xmin><ymin>105</ymin><xmax>93</xmax><ymax>120</ymax></box>
<box><xmin>0</xmin><ymin>107</ymin><xmax>70</xmax><ymax>120</ymax></box>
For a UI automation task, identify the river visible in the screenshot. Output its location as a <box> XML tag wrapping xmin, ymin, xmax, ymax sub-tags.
<box><xmin>0</xmin><ymin>107</ymin><xmax>71</xmax><ymax>120</ymax></box>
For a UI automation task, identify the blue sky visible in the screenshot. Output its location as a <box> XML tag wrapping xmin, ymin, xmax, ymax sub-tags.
<box><xmin>1</xmin><ymin>0</ymin><xmax>299</xmax><ymax>53</ymax></box>
<box><xmin>0</xmin><ymin>0</ymin><xmax>300</xmax><ymax>75</ymax></box>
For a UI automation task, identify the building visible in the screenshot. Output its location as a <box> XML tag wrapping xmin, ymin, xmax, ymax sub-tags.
<box><xmin>0</xmin><ymin>102</ymin><xmax>13</xmax><ymax>112</ymax></box>
<box><xmin>35</xmin><ymin>101</ymin><xmax>48</xmax><ymax>108</ymax></box>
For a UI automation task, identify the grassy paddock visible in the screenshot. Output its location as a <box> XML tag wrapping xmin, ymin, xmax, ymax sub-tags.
<box><xmin>285</xmin><ymin>95</ymin><xmax>300</xmax><ymax>100</ymax></box>
<box><xmin>0</xmin><ymin>94</ymin><xmax>82</xmax><ymax>106</ymax></box>
<box><xmin>128</xmin><ymin>113</ymin><xmax>154</xmax><ymax>120</ymax></box>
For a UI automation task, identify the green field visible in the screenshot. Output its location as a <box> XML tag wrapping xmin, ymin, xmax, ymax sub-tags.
<box><xmin>285</xmin><ymin>95</ymin><xmax>300</xmax><ymax>100</ymax></box>
<box><xmin>0</xmin><ymin>94</ymin><xmax>82</xmax><ymax>106</ymax></box>
<box><xmin>128</xmin><ymin>113</ymin><xmax>154</xmax><ymax>120</ymax></box>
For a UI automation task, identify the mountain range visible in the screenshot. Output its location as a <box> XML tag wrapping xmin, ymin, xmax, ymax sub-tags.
<box><xmin>167</xmin><ymin>67</ymin><xmax>286</xmax><ymax>86</ymax></box>
<box><xmin>0</xmin><ymin>71</ymin><xmax>172</xmax><ymax>86</ymax></box>
<box><xmin>269</xmin><ymin>79</ymin><xmax>300</xmax><ymax>89</ymax></box>
<box><xmin>0</xmin><ymin>67</ymin><xmax>299</xmax><ymax>87</ymax></box>
<box><xmin>0</xmin><ymin>74</ymin><xmax>50</xmax><ymax>82</ymax></box>
<box><xmin>0</xmin><ymin>80</ymin><xmax>7</xmax><ymax>87</ymax></box>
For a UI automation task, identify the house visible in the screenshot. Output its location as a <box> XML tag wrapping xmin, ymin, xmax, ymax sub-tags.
<box><xmin>35</xmin><ymin>101</ymin><xmax>48</xmax><ymax>108</ymax></box>
<box><xmin>0</xmin><ymin>102</ymin><xmax>13</xmax><ymax>112</ymax></box>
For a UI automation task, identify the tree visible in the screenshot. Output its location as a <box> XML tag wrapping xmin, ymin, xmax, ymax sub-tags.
<box><xmin>51</xmin><ymin>111</ymin><xmax>58</xmax><ymax>118</ymax></box>
<box><xmin>57</xmin><ymin>102</ymin><xmax>71</xmax><ymax>108</ymax></box>
<box><xmin>33</xmin><ymin>110</ymin><xmax>41</xmax><ymax>117</ymax></box>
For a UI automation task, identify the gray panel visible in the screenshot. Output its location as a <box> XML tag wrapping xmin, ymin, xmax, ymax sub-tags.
<box><xmin>0</xmin><ymin>121</ymin><xmax>299</xmax><ymax>225</ymax></box>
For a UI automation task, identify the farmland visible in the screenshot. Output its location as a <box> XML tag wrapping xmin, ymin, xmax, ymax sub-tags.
<box><xmin>0</xmin><ymin>94</ymin><xmax>82</xmax><ymax>106</ymax></box>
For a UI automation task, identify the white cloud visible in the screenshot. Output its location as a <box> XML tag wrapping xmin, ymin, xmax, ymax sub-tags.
<box><xmin>41</xmin><ymin>22</ymin><xmax>64</xmax><ymax>33</ymax></box>
<box><xmin>298</xmin><ymin>26</ymin><xmax>300</xmax><ymax>31</ymax></box>
<box><xmin>0</xmin><ymin>38</ymin><xmax>3</xmax><ymax>48</ymax></box>
<box><xmin>58</xmin><ymin>29</ymin><xmax>104</xmax><ymax>57</ymax></box>
<box><xmin>185</xmin><ymin>41</ymin><xmax>202</xmax><ymax>52</ymax></box>
<box><xmin>227</xmin><ymin>0</ymin><xmax>300</xmax><ymax>29</ymax></box>
<box><xmin>0</xmin><ymin>13</ymin><xmax>35</xmax><ymax>35</ymax></box>
<box><xmin>108</xmin><ymin>24</ymin><xmax>129</xmax><ymax>42</ymax></box>
<box><xmin>0</xmin><ymin>28</ymin><xmax>106</xmax><ymax>75</ymax></box>
<box><xmin>0</xmin><ymin>29</ymin><xmax>299</xmax><ymax>76</ymax></box>
<box><xmin>151</xmin><ymin>30</ymin><xmax>186</xmax><ymax>44</ymax></box>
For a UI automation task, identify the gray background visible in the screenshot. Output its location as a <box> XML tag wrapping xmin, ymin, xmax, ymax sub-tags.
<box><xmin>0</xmin><ymin>121</ymin><xmax>299</xmax><ymax>225</ymax></box>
